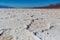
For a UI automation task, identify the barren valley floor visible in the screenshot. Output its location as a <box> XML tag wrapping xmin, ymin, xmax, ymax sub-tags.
<box><xmin>0</xmin><ymin>9</ymin><xmax>60</xmax><ymax>40</ymax></box>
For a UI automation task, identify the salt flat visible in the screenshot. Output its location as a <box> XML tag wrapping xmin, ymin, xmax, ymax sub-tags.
<box><xmin>0</xmin><ymin>9</ymin><xmax>60</xmax><ymax>40</ymax></box>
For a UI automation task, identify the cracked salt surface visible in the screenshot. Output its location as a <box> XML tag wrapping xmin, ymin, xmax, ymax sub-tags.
<box><xmin>0</xmin><ymin>9</ymin><xmax>60</xmax><ymax>40</ymax></box>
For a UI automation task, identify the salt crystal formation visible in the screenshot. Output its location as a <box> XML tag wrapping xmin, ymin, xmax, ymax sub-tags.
<box><xmin>0</xmin><ymin>9</ymin><xmax>60</xmax><ymax>40</ymax></box>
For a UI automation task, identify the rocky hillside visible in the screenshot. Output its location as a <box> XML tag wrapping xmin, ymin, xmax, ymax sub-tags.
<box><xmin>34</xmin><ymin>3</ymin><xmax>60</xmax><ymax>8</ymax></box>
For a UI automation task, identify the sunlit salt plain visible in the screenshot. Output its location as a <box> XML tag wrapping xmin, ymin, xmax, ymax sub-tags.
<box><xmin>0</xmin><ymin>9</ymin><xmax>60</xmax><ymax>40</ymax></box>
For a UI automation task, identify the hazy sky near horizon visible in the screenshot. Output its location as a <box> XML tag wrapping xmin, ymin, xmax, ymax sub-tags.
<box><xmin>0</xmin><ymin>0</ymin><xmax>60</xmax><ymax>7</ymax></box>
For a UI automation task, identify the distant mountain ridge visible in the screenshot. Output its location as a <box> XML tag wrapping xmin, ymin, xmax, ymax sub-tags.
<box><xmin>0</xmin><ymin>5</ymin><xmax>14</xmax><ymax>8</ymax></box>
<box><xmin>33</xmin><ymin>2</ymin><xmax>60</xmax><ymax>8</ymax></box>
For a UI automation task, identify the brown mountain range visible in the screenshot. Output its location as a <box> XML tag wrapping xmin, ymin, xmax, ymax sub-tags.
<box><xmin>34</xmin><ymin>3</ymin><xmax>60</xmax><ymax>8</ymax></box>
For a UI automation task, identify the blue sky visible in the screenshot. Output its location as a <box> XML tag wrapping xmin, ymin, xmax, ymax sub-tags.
<box><xmin>0</xmin><ymin>0</ymin><xmax>60</xmax><ymax>8</ymax></box>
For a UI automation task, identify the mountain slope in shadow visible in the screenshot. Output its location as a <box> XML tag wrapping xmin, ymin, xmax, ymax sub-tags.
<box><xmin>33</xmin><ymin>2</ymin><xmax>60</xmax><ymax>9</ymax></box>
<box><xmin>0</xmin><ymin>5</ymin><xmax>14</xmax><ymax>8</ymax></box>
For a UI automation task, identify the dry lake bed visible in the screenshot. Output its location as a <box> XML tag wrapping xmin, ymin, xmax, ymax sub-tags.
<box><xmin>0</xmin><ymin>9</ymin><xmax>60</xmax><ymax>40</ymax></box>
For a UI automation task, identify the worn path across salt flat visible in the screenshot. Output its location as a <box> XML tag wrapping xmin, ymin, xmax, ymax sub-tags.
<box><xmin>0</xmin><ymin>9</ymin><xmax>60</xmax><ymax>40</ymax></box>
